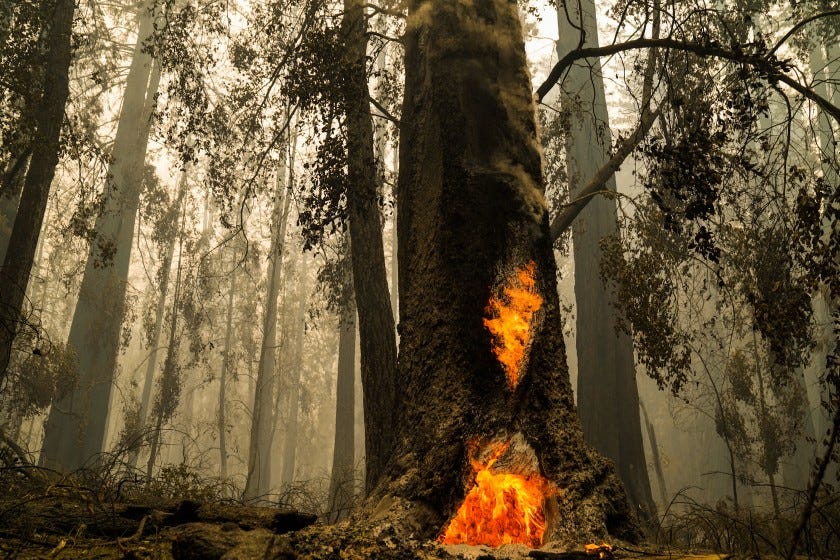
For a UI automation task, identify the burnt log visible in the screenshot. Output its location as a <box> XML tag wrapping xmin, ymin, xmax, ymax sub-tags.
<box><xmin>362</xmin><ymin>0</ymin><xmax>639</xmax><ymax>547</ymax></box>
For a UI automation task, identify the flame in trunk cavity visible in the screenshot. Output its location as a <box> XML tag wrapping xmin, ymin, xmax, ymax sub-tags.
<box><xmin>483</xmin><ymin>261</ymin><xmax>543</xmax><ymax>389</ymax></box>
<box><xmin>439</xmin><ymin>440</ymin><xmax>551</xmax><ymax>548</ymax></box>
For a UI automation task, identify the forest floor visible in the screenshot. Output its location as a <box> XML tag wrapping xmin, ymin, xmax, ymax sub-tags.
<box><xmin>0</xmin><ymin>470</ymin><xmax>785</xmax><ymax>560</ymax></box>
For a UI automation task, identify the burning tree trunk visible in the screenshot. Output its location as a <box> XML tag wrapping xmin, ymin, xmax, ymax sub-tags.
<box><xmin>366</xmin><ymin>0</ymin><xmax>639</xmax><ymax>545</ymax></box>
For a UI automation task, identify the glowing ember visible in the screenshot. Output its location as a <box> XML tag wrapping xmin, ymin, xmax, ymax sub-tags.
<box><xmin>585</xmin><ymin>542</ymin><xmax>614</xmax><ymax>558</ymax></box>
<box><xmin>439</xmin><ymin>441</ymin><xmax>551</xmax><ymax>548</ymax></box>
<box><xmin>483</xmin><ymin>261</ymin><xmax>543</xmax><ymax>389</ymax></box>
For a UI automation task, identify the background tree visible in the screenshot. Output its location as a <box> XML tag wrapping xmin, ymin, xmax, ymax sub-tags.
<box><xmin>553</xmin><ymin>0</ymin><xmax>658</xmax><ymax>524</ymax></box>
<box><xmin>0</xmin><ymin>0</ymin><xmax>76</xmax><ymax>380</ymax></box>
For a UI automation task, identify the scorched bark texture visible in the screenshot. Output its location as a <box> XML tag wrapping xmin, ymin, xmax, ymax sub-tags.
<box><xmin>367</xmin><ymin>0</ymin><xmax>639</xmax><ymax>544</ymax></box>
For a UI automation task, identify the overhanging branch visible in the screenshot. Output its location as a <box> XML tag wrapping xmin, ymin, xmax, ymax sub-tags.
<box><xmin>535</xmin><ymin>37</ymin><xmax>840</xmax><ymax>126</ymax></box>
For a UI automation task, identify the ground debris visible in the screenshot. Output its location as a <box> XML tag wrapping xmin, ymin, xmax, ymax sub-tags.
<box><xmin>0</xmin><ymin>485</ymin><xmax>744</xmax><ymax>560</ymax></box>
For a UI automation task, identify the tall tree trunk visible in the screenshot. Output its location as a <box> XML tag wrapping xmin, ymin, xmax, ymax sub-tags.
<box><xmin>373</xmin><ymin>51</ymin><xmax>399</xmax><ymax>326</ymax></box>
<box><xmin>365</xmin><ymin>0</ymin><xmax>638</xmax><ymax>544</ymax></box>
<box><xmin>810</xmin><ymin>43</ymin><xmax>839</xmax><ymax>196</ymax></box>
<box><xmin>0</xmin><ymin>0</ymin><xmax>75</xmax><ymax>381</ymax></box>
<box><xmin>128</xmin><ymin>171</ymin><xmax>187</xmax><ymax>469</ymax></box>
<box><xmin>244</xmin><ymin>159</ymin><xmax>292</xmax><ymax>500</ymax></box>
<box><xmin>39</xmin><ymin>9</ymin><xmax>160</xmax><ymax>470</ymax></box>
<box><xmin>0</xmin><ymin>152</ymin><xmax>30</xmax><ymax>264</ymax></box>
<box><xmin>327</xmin><ymin>298</ymin><xmax>357</xmax><ymax>522</ymax></box>
<box><xmin>146</xmin><ymin>204</ymin><xmax>186</xmax><ymax>479</ymax></box>
<box><xmin>555</xmin><ymin>0</ymin><xmax>657</xmax><ymax>525</ymax></box>
<box><xmin>280</xmin><ymin>295</ymin><xmax>306</xmax><ymax>486</ymax></box>
<box><xmin>218</xmin><ymin>263</ymin><xmax>236</xmax><ymax>479</ymax></box>
<box><xmin>341</xmin><ymin>0</ymin><xmax>398</xmax><ymax>495</ymax></box>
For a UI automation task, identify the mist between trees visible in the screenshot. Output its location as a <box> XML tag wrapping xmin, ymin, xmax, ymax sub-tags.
<box><xmin>0</xmin><ymin>0</ymin><xmax>837</xmax><ymax>557</ymax></box>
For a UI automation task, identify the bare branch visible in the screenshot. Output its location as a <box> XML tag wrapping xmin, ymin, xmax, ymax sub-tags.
<box><xmin>369</xmin><ymin>95</ymin><xmax>399</xmax><ymax>124</ymax></box>
<box><xmin>550</xmin><ymin>106</ymin><xmax>661</xmax><ymax>241</ymax></box>
<box><xmin>535</xmin><ymin>37</ymin><xmax>840</xmax><ymax>126</ymax></box>
<box><xmin>769</xmin><ymin>9</ymin><xmax>840</xmax><ymax>56</ymax></box>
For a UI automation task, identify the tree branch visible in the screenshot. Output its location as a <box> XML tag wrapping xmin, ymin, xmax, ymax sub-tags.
<box><xmin>535</xmin><ymin>37</ymin><xmax>840</xmax><ymax>126</ymax></box>
<box><xmin>550</xmin><ymin>9</ymin><xmax>660</xmax><ymax>242</ymax></box>
<box><xmin>550</xmin><ymin>106</ymin><xmax>660</xmax><ymax>241</ymax></box>
<box><xmin>769</xmin><ymin>10</ymin><xmax>840</xmax><ymax>56</ymax></box>
<box><xmin>369</xmin><ymin>95</ymin><xmax>399</xmax><ymax>124</ymax></box>
<box><xmin>786</xmin><ymin>405</ymin><xmax>840</xmax><ymax>560</ymax></box>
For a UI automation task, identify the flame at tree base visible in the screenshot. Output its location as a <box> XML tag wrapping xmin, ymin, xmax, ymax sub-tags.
<box><xmin>439</xmin><ymin>441</ymin><xmax>552</xmax><ymax>548</ymax></box>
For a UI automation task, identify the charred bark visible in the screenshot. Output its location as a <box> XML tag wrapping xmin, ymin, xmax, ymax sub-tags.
<box><xmin>366</xmin><ymin>0</ymin><xmax>639</xmax><ymax>544</ymax></box>
<box><xmin>341</xmin><ymin>0</ymin><xmax>398</xmax><ymax>494</ymax></box>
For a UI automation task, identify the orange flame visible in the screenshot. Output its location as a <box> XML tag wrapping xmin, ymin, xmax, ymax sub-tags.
<box><xmin>585</xmin><ymin>542</ymin><xmax>614</xmax><ymax>559</ymax></box>
<box><xmin>483</xmin><ymin>261</ymin><xmax>543</xmax><ymax>389</ymax></box>
<box><xmin>439</xmin><ymin>441</ymin><xmax>550</xmax><ymax>548</ymax></box>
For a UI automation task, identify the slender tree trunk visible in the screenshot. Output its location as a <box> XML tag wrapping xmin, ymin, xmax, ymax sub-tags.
<box><xmin>128</xmin><ymin>172</ymin><xmax>187</xmax><ymax>469</ymax></box>
<box><xmin>146</xmin><ymin>201</ymin><xmax>186</xmax><ymax>478</ymax></box>
<box><xmin>555</xmin><ymin>0</ymin><xmax>657</xmax><ymax>525</ymax></box>
<box><xmin>640</xmin><ymin>400</ymin><xmax>668</xmax><ymax>508</ymax></box>
<box><xmin>327</xmin><ymin>298</ymin><xmax>357</xmax><ymax>522</ymax></box>
<box><xmin>726</xmin><ymin>438</ymin><xmax>741</xmax><ymax>513</ymax></box>
<box><xmin>782</xmin><ymin>365</ymin><xmax>818</xmax><ymax>490</ymax></box>
<box><xmin>244</xmin><ymin>159</ymin><xmax>292</xmax><ymax>500</ymax></box>
<box><xmin>341</xmin><ymin>0</ymin><xmax>398</xmax><ymax>495</ymax></box>
<box><xmin>373</xmin><ymin>51</ymin><xmax>399</xmax><ymax>327</ymax></box>
<box><xmin>39</xmin><ymin>9</ymin><xmax>160</xmax><ymax>470</ymax></box>
<box><xmin>218</xmin><ymin>265</ymin><xmax>236</xmax><ymax>479</ymax></box>
<box><xmin>365</xmin><ymin>0</ymin><xmax>638</xmax><ymax>543</ymax></box>
<box><xmin>751</xmin><ymin>336</ymin><xmax>782</xmax><ymax>524</ymax></box>
<box><xmin>280</xmin><ymin>296</ymin><xmax>306</xmax><ymax>486</ymax></box>
<box><xmin>390</xmin><ymin>146</ymin><xmax>399</xmax><ymax>323</ymax></box>
<box><xmin>811</xmin><ymin>44</ymin><xmax>839</xmax><ymax>193</ymax></box>
<box><xmin>0</xmin><ymin>0</ymin><xmax>75</xmax><ymax>381</ymax></box>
